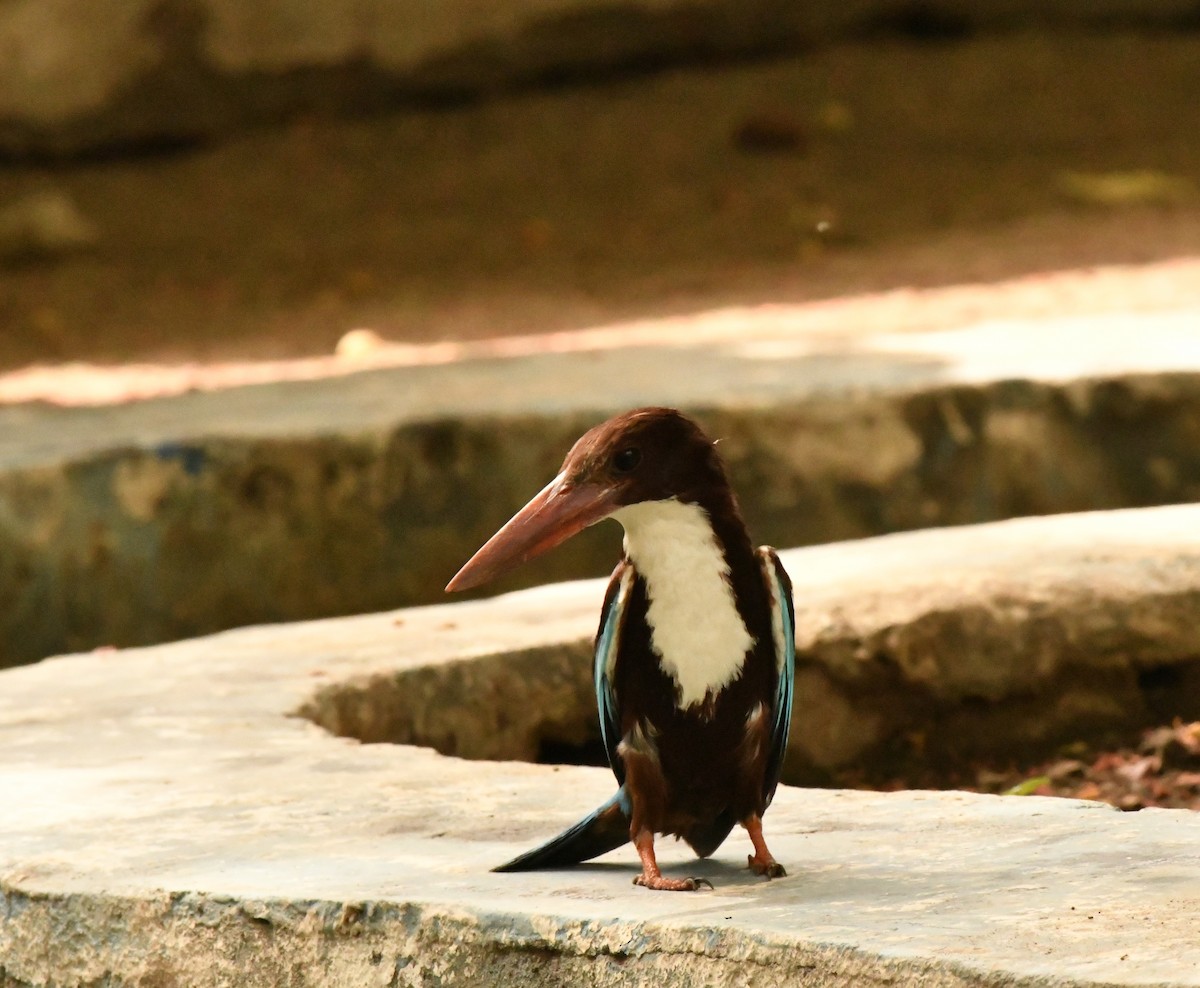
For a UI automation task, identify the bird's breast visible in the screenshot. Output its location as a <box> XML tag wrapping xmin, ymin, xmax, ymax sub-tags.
<box><xmin>613</xmin><ymin>499</ymin><xmax>754</xmax><ymax>710</ymax></box>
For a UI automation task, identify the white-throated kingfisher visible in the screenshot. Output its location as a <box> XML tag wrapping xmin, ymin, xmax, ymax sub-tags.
<box><xmin>446</xmin><ymin>407</ymin><xmax>795</xmax><ymax>891</ymax></box>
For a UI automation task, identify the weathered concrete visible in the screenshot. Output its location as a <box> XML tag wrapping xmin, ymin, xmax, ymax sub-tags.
<box><xmin>3</xmin><ymin>0</ymin><xmax>1200</xmax><ymax>156</ymax></box>
<box><xmin>302</xmin><ymin>504</ymin><xmax>1200</xmax><ymax>778</ymax></box>
<box><xmin>5</xmin><ymin>506</ymin><xmax>1200</xmax><ymax>986</ymax></box>
<box><xmin>2</xmin><ymin>305</ymin><xmax>1200</xmax><ymax>669</ymax></box>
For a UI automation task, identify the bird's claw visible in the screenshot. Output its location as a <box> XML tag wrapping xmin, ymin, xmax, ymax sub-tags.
<box><xmin>633</xmin><ymin>874</ymin><xmax>713</xmax><ymax>891</ymax></box>
<box><xmin>747</xmin><ymin>854</ymin><xmax>787</xmax><ymax>879</ymax></box>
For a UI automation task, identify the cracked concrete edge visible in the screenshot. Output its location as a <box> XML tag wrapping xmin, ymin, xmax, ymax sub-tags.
<box><xmin>5</xmin><ymin>508</ymin><xmax>1200</xmax><ymax>986</ymax></box>
<box><xmin>0</xmin><ymin>885</ymin><xmax>1021</xmax><ymax>988</ymax></box>
<box><xmin>4</xmin><ymin>345</ymin><xmax>1200</xmax><ymax>669</ymax></box>
<box><xmin>295</xmin><ymin>503</ymin><xmax>1200</xmax><ymax>776</ymax></box>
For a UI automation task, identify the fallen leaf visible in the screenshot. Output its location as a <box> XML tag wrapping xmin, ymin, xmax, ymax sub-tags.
<box><xmin>1004</xmin><ymin>776</ymin><xmax>1051</xmax><ymax>796</ymax></box>
<box><xmin>1045</xmin><ymin>758</ymin><xmax>1086</xmax><ymax>780</ymax></box>
<box><xmin>1116</xmin><ymin>755</ymin><xmax>1158</xmax><ymax>783</ymax></box>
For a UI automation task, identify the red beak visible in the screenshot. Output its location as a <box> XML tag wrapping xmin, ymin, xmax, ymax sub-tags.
<box><xmin>445</xmin><ymin>474</ymin><xmax>620</xmax><ymax>592</ymax></box>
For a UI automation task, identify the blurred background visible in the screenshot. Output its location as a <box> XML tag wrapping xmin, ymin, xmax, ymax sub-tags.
<box><xmin>4</xmin><ymin>0</ymin><xmax>1200</xmax><ymax>804</ymax></box>
<box><xmin>4</xmin><ymin>0</ymin><xmax>1200</xmax><ymax>657</ymax></box>
<box><xmin>2</xmin><ymin>0</ymin><xmax>1199</xmax><ymax>372</ymax></box>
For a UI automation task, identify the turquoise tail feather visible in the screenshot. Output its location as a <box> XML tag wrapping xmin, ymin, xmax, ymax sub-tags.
<box><xmin>493</xmin><ymin>789</ymin><xmax>631</xmax><ymax>872</ymax></box>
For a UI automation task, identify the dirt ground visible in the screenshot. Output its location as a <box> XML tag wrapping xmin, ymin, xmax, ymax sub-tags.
<box><xmin>838</xmin><ymin>720</ymin><xmax>1200</xmax><ymax>813</ymax></box>
<box><xmin>2</xmin><ymin>31</ymin><xmax>1200</xmax><ymax>374</ymax></box>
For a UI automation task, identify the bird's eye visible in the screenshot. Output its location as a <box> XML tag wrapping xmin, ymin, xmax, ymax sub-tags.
<box><xmin>611</xmin><ymin>447</ymin><xmax>641</xmax><ymax>474</ymax></box>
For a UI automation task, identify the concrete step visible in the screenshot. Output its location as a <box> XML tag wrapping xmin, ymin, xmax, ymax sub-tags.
<box><xmin>4</xmin><ymin>504</ymin><xmax>1200</xmax><ymax>986</ymax></box>
<box><xmin>2</xmin><ymin>275</ymin><xmax>1200</xmax><ymax>668</ymax></box>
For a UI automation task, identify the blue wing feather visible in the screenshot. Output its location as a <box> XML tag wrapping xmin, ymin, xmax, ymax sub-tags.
<box><xmin>759</xmin><ymin>547</ymin><xmax>795</xmax><ymax>806</ymax></box>
<box><xmin>594</xmin><ymin>561</ymin><xmax>633</xmax><ymax>786</ymax></box>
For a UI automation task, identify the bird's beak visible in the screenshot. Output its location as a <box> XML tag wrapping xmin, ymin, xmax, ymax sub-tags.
<box><xmin>445</xmin><ymin>474</ymin><xmax>619</xmax><ymax>592</ymax></box>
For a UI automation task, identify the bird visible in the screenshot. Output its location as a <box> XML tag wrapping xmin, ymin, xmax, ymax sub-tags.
<box><xmin>446</xmin><ymin>407</ymin><xmax>795</xmax><ymax>891</ymax></box>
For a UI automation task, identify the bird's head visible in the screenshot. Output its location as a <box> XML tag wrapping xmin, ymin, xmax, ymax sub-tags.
<box><xmin>445</xmin><ymin>407</ymin><xmax>725</xmax><ymax>592</ymax></box>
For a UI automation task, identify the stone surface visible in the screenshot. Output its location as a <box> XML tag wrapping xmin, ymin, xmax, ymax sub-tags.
<box><xmin>301</xmin><ymin>504</ymin><xmax>1200</xmax><ymax>777</ymax></box>
<box><xmin>5</xmin><ymin>509</ymin><xmax>1200</xmax><ymax>986</ymax></box>
<box><xmin>3</xmin><ymin>299</ymin><xmax>1200</xmax><ymax>668</ymax></box>
<box><xmin>3</xmin><ymin>0</ymin><xmax>1200</xmax><ymax>155</ymax></box>
<box><xmin>784</xmin><ymin>505</ymin><xmax>1200</xmax><ymax>771</ymax></box>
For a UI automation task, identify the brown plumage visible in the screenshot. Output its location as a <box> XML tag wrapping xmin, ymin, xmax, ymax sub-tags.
<box><xmin>448</xmin><ymin>408</ymin><xmax>795</xmax><ymax>890</ymax></box>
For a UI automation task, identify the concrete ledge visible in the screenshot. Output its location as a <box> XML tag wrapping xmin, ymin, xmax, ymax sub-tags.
<box><xmin>302</xmin><ymin>504</ymin><xmax>1200</xmax><ymax>775</ymax></box>
<box><xmin>5</xmin><ymin>793</ymin><xmax>1199</xmax><ymax>987</ymax></box>
<box><xmin>2</xmin><ymin>307</ymin><xmax>1200</xmax><ymax>669</ymax></box>
<box><xmin>4</xmin><ymin>505</ymin><xmax>1200</xmax><ymax>985</ymax></box>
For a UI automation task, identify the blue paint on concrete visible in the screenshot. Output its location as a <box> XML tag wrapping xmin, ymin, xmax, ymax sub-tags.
<box><xmin>155</xmin><ymin>442</ymin><xmax>207</xmax><ymax>476</ymax></box>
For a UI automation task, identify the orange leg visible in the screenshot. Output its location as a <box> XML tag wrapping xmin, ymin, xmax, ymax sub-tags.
<box><xmin>632</xmin><ymin>830</ymin><xmax>712</xmax><ymax>892</ymax></box>
<box><xmin>743</xmin><ymin>814</ymin><xmax>786</xmax><ymax>879</ymax></box>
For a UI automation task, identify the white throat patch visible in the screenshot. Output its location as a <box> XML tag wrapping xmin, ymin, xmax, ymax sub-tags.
<box><xmin>612</xmin><ymin>499</ymin><xmax>754</xmax><ymax>710</ymax></box>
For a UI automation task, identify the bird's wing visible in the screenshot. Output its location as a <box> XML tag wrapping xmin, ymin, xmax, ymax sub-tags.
<box><xmin>758</xmin><ymin>546</ymin><xmax>795</xmax><ymax>807</ymax></box>
<box><xmin>594</xmin><ymin>559</ymin><xmax>634</xmax><ymax>786</ymax></box>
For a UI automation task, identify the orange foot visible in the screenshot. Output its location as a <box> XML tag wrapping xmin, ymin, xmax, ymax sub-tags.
<box><xmin>747</xmin><ymin>853</ymin><xmax>787</xmax><ymax>879</ymax></box>
<box><xmin>634</xmin><ymin>874</ymin><xmax>713</xmax><ymax>891</ymax></box>
<box><xmin>631</xmin><ymin>829</ymin><xmax>713</xmax><ymax>890</ymax></box>
<box><xmin>743</xmin><ymin>813</ymin><xmax>787</xmax><ymax>879</ymax></box>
